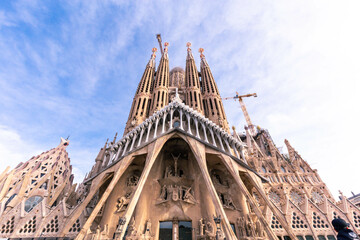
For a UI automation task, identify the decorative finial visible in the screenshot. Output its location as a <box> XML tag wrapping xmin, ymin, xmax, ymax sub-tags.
<box><xmin>151</xmin><ymin>47</ymin><xmax>157</xmax><ymax>58</ymax></box>
<box><xmin>199</xmin><ymin>48</ymin><xmax>205</xmax><ymax>58</ymax></box>
<box><xmin>186</xmin><ymin>42</ymin><xmax>192</xmax><ymax>50</ymax></box>
<box><xmin>164</xmin><ymin>42</ymin><xmax>169</xmax><ymax>53</ymax></box>
<box><xmin>172</xmin><ymin>87</ymin><xmax>182</xmax><ymax>103</ymax></box>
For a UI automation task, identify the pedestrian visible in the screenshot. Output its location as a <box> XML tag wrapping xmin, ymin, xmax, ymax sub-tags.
<box><xmin>331</xmin><ymin>218</ymin><xmax>359</xmax><ymax>240</ymax></box>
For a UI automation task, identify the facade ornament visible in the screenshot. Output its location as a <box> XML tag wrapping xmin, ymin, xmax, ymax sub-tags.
<box><xmin>116</xmin><ymin>192</ymin><xmax>131</xmax><ymax>212</ymax></box>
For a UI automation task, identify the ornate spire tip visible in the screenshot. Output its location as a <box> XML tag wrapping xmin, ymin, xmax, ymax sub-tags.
<box><xmin>199</xmin><ymin>48</ymin><xmax>205</xmax><ymax>58</ymax></box>
<box><xmin>186</xmin><ymin>42</ymin><xmax>192</xmax><ymax>49</ymax></box>
<box><xmin>164</xmin><ymin>42</ymin><xmax>169</xmax><ymax>53</ymax></box>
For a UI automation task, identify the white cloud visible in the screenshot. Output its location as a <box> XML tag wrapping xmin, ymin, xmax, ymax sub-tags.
<box><xmin>0</xmin><ymin>125</ymin><xmax>42</xmax><ymax>172</ymax></box>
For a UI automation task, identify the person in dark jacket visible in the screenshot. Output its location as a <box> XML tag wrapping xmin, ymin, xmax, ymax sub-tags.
<box><xmin>331</xmin><ymin>218</ymin><xmax>359</xmax><ymax>240</ymax></box>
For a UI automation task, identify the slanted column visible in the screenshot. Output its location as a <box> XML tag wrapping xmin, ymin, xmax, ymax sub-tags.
<box><xmin>137</xmin><ymin>128</ymin><xmax>145</xmax><ymax>147</ymax></box>
<box><xmin>232</xmin><ymin>142</ymin><xmax>240</xmax><ymax>159</ymax></box>
<box><xmin>129</xmin><ymin>134</ymin><xmax>137</xmax><ymax>152</ymax></box>
<box><xmin>20</xmin><ymin>198</ymin><xmax>25</xmax><ymax>218</ymax></box>
<box><xmin>186</xmin><ymin>113</ymin><xmax>192</xmax><ymax>135</ymax></box>
<box><xmin>201</xmin><ymin>123</ymin><xmax>209</xmax><ymax>143</ymax></box>
<box><xmin>194</xmin><ymin>118</ymin><xmax>200</xmax><ymax>139</ymax></box>
<box><xmin>216</xmin><ymin>133</ymin><xmax>225</xmax><ymax>151</ymax></box>
<box><xmin>153</xmin><ymin>118</ymin><xmax>159</xmax><ymax>139</ymax></box>
<box><xmin>0</xmin><ymin>197</ymin><xmax>7</xmax><ymax>215</ymax></box>
<box><xmin>145</xmin><ymin>123</ymin><xmax>152</xmax><ymax>142</ymax></box>
<box><xmin>161</xmin><ymin>112</ymin><xmax>168</xmax><ymax>134</ymax></box>
<box><xmin>121</xmin><ymin>138</ymin><xmax>130</xmax><ymax>157</ymax></box>
<box><xmin>209</xmin><ymin>128</ymin><xmax>217</xmax><ymax>147</ymax></box>
<box><xmin>224</xmin><ymin>139</ymin><xmax>232</xmax><ymax>154</ymax></box>
<box><xmin>179</xmin><ymin>110</ymin><xmax>184</xmax><ymax>130</ymax></box>
<box><xmin>113</xmin><ymin>143</ymin><xmax>123</xmax><ymax>163</ymax></box>
<box><xmin>169</xmin><ymin>109</ymin><xmax>174</xmax><ymax>130</ymax></box>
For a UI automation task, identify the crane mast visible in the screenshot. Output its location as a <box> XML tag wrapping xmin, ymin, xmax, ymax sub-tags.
<box><xmin>222</xmin><ymin>92</ymin><xmax>257</xmax><ymax>136</ymax></box>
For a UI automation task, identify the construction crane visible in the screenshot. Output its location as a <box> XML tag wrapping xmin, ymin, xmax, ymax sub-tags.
<box><xmin>222</xmin><ymin>92</ymin><xmax>257</xmax><ymax>135</ymax></box>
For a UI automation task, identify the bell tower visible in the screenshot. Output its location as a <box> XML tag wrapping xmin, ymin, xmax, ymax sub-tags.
<box><xmin>124</xmin><ymin>48</ymin><xmax>157</xmax><ymax>135</ymax></box>
<box><xmin>149</xmin><ymin>42</ymin><xmax>170</xmax><ymax>115</ymax></box>
<box><xmin>185</xmin><ymin>42</ymin><xmax>204</xmax><ymax>114</ymax></box>
<box><xmin>199</xmin><ymin>48</ymin><xmax>230</xmax><ymax>132</ymax></box>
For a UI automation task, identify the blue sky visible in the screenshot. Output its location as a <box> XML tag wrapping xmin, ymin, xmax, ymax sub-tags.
<box><xmin>1</xmin><ymin>0</ymin><xmax>360</xmax><ymax>198</ymax></box>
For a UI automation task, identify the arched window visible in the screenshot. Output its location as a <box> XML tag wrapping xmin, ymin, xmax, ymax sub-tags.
<box><xmin>281</xmin><ymin>166</ymin><xmax>286</xmax><ymax>173</ymax></box>
<box><xmin>25</xmin><ymin>196</ymin><xmax>43</xmax><ymax>213</ymax></box>
<box><xmin>261</xmin><ymin>166</ymin><xmax>266</xmax><ymax>173</ymax></box>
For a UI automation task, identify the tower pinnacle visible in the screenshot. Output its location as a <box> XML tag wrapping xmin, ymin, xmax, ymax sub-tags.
<box><xmin>186</xmin><ymin>42</ymin><xmax>194</xmax><ymax>60</ymax></box>
<box><xmin>185</xmin><ymin>42</ymin><xmax>203</xmax><ymax>114</ymax></box>
<box><xmin>199</xmin><ymin>48</ymin><xmax>230</xmax><ymax>132</ymax></box>
<box><xmin>124</xmin><ymin>48</ymin><xmax>157</xmax><ymax>134</ymax></box>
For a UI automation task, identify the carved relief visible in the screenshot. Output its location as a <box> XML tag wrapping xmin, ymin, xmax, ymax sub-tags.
<box><xmin>126</xmin><ymin>173</ymin><xmax>140</xmax><ymax>187</ymax></box>
<box><xmin>218</xmin><ymin>192</ymin><xmax>237</xmax><ymax>210</ymax></box>
<box><xmin>116</xmin><ymin>192</ymin><xmax>132</xmax><ymax>212</ymax></box>
<box><xmin>198</xmin><ymin>218</ymin><xmax>215</xmax><ymax>239</ymax></box>
<box><xmin>236</xmin><ymin>216</ymin><xmax>246</xmax><ymax>237</ymax></box>
<box><xmin>157</xmin><ymin>152</ymin><xmax>196</xmax><ymax>205</ymax></box>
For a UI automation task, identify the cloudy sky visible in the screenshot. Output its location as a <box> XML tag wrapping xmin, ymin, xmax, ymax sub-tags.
<box><xmin>1</xmin><ymin>0</ymin><xmax>359</xmax><ymax>199</ymax></box>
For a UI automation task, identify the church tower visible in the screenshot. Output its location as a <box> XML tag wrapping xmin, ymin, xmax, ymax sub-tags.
<box><xmin>124</xmin><ymin>48</ymin><xmax>157</xmax><ymax>134</ymax></box>
<box><xmin>185</xmin><ymin>42</ymin><xmax>204</xmax><ymax>114</ymax></box>
<box><xmin>199</xmin><ymin>48</ymin><xmax>230</xmax><ymax>132</ymax></box>
<box><xmin>149</xmin><ymin>42</ymin><xmax>170</xmax><ymax>115</ymax></box>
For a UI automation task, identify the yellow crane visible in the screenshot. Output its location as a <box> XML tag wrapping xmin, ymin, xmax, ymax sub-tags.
<box><xmin>222</xmin><ymin>92</ymin><xmax>257</xmax><ymax>135</ymax></box>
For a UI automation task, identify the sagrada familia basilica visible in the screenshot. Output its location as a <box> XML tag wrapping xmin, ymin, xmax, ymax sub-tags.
<box><xmin>0</xmin><ymin>36</ymin><xmax>359</xmax><ymax>240</ymax></box>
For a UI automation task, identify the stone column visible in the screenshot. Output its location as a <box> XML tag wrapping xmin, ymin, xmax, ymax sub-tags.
<box><xmin>173</xmin><ymin>220</ymin><xmax>179</xmax><ymax>240</ymax></box>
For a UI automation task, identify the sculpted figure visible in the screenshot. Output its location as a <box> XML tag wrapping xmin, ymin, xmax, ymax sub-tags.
<box><xmin>256</xmin><ymin>219</ymin><xmax>264</xmax><ymax>237</ymax></box>
<box><xmin>246</xmin><ymin>215</ymin><xmax>256</xmax><ymax>237</ymax></box>
<box><xmin>199</xmin><ymin>218</ymin><xmax>205</xmax><ymax>236</ymax></box>
<box><xmin>183</xmin><ymin>187</ymin><xmax>196</xmax><ymax>203</ymax></box>
<box><xmin>159</xmin><ymin>185</ymin><xmax>167</xmax><ymax>200</ymax></box>
<box><xmin>237</xmin><ymin>216</ymin><xmax>246</xmax><ymax>237</ymax></box>
<box><xmin>127</xmin><ymin>217</ymin><xmax>137</xmax><ymax>237</ymax></box>
<box><xmin>116</xmin><ymin>192</ymin><xmax>131</xmax><ymax>212</ymax></box>
<box><xmin>224</xmin><ymin>194</ymin><xmax>236</xmax><ymax>210</ymax></box>
<box><xmin>165</xmin><ymin>165</ymin><xmax>174</xmax><ymax>177</ymax></box>
<box><xmin>205</xmin><ymin>220</ymin><xmax>214</xmax><ymax>237</ymax></box>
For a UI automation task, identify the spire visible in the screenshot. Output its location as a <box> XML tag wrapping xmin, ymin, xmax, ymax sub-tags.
<box><xmin>93</xmin><ymin>139</ymin><xmax>108</xmax><ymax>175</ymax></box>
<box><xmin>150</xmin><ymin>42</ymin><xmax>170</xmax><ymax>114</ymax></box>
<box><xmin>185</xmin><ymin>42</ymin><xmax>204</xmax><ymax>114</ymax></box>
<box><xmin>186</xmin><ymin>42</ymin><xmax>194</xmax><ymax>60</ymax></box>
<box><xmin>199</xmin><ymin>48</ymin><xmax>230</xmax><ymax>132</ymax></box>
<box><xmin>199</xmin><ymin>47</ymin><xmax>208</xmax><ymax>67</ymax></box>
<box><xmin>124</xmin><ymin>48</ymin><xmax>157</xmax><ymax>135</ymax></box>
<box><xmin>163</xmin><ymin>42</ymin><xmax>169</xmax><ymax>59</ymax></box>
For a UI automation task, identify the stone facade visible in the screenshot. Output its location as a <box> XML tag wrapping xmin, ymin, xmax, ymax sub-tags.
<box><xmin>0</xmin><ymin>39</ymin><xmax>359</xmax><ymax>240</ymax></box>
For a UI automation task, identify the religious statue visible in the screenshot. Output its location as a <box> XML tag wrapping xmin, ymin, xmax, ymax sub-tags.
<box><xmin>246</xmin><ymin>214</ymin><xmax>256</xmax><ymax>237</ymax></box>
<box><xmin>116</xmin><ymin>192</ymin><xmax>131</xmax><ymax>212</ymax></box>
<box><xmin>183</xmin><ymin>187</ymin><xmax>196</xmax><ymax>203</ymax></box>
<box><xmin>223</xmin><ymin>193</ymin><xmax>236</xmax><ymax>210</ymax></box>
<box><xmin>236</xmin><ymin>216</ymin><xmax>246</xmax><ymax>237</ymax></box>
<box><xmin>199</xmin><ymin>218</ymin><xmax>205</xmax><ymax>236</ymax></box>
<box><xmin>256</xmin><ymin>219</ymin><xmax>265</xmax><ymax>237</ymax></box>
<box><xmin>205</xmin><ymin>220</ymin><xmax>215</xmax><ymax>237</ymax></box>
